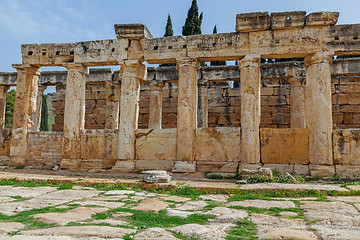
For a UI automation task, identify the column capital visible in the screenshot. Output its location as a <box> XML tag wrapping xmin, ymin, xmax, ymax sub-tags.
<box><xmin>119</xmin><ymin>60</ymin><xmax>147</xmax><ymax>80</ymax></box>
<box><xmin>239</xmin><ymin>54</ymin><xmax>261</xmax><ymax>68</ymax></box>
<box><xmin>288</xmin><ymin>77</ymin><xmax>304</xmax><ymax>87</ymax></box>
<box><xmin>38</xmin><ymin>84</ymin><xmax>47</xmax><ymax>92</ymax></box>
<box><xmin>63</xmin><ymin>63</ymin><xmax>89</xmax><ymax>75</ymax></box>
<box><xmin>197</xmin><ymin>78</ymin><xmax>209</xmax><ymax>88</ymax></box>
<box><xmin>176</xmin><ymin>58</ymin><xmax>200</xmax><ymax>70</ymax></box>
<box><xmin>149</xmin><ymin>80</ymin><xmax>164</xmax><ymax>91</ymax></box>
<box><xmin>305</xmin><ymin>51</ymin><xmax>334</xmax><ymax>67</ymax></box>
<box><xmin>0</xmin><ymin>85</ymin><xmax>10</xmax><ymax>93</ymax></box>
<box><xmin>12</xmin><ymin>64</ymin><xmax>41</xmax><ymax>76</ymax></box>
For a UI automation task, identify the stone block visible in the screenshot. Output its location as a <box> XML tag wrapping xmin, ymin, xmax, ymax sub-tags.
<box><xmin>196</xmin><ymin>161</ymin><xmax>238</xmax><ymax>173</ymax></box>
<box><xmin>80</xmin><ymin>159</ymin><xmax>103</xmax><ymax>169</ymax></box>
<box><xmin>112</xmin><ymin>160</ymin><xmax>135</xmax><ymax>172</ymax></box>
<box><xmin>135</xmin><ymin>160</ymin><xmax>174</xmax><ymax>171</ymax></box>
<box><xmin>236</xmin><ymin>12</ymin><xmax>270</xmax><ymax>32</ymax></box>
<box><xmin>309</xmin><ymin>165</ymin><xmax>335</xmax><ymax>177</ymax></box>
<box><xmin>335</xmin><ymin>165</ymin><xmax>360</xmax><ymax>179</ymax></box>
<box><xmin>271</xmin><ymin>11</ymin><xmax>306</xmax><ymax>29</ymax></box>
<box><xmin>135</xmin><ymin>129</ymin><xmax>176</xmax><ymax>160</ymax></box>
<box><xmin>260</xmin><ymin>128</ymin><xmax>309</xmax><ymax>164</ymax></box>
<box><xmin>306</xmin><ymin>12</ymin><xmax>339</xmax><ymax>26</ymax></box>
<box><xmin>263</xmin><ymin>164</ymin><xmax>295</xmax><ymax>174</ymax></box>
<box><xmin>143</xmin><ymin>170</ymin><xmax>171</xmax><ymax>183</ymax></box>
<box><xmin>114</xmin><ymin>24</ymin><xmax>152</xmax><ymax>39</ymax></box>
<box><xmin>195</xmin><ymin>127</ymin><xmax>240</xmax><ymax>162</ymax></box>
<box><xmin>172</xmin><ymin>161</ymin><xmax>196</xmax><ymax>173</ymax></box>
<box><xmin>294</xmin><ymin>165</ymin><xmax>310</xmax><ymax>176</ymax></box>
<box><xmin>333</xmin><ymin>129</ymin><xmax>360</xmax><ymax>165</ymax></box>
<box><xmin>242</xmin><ymin>167</ymin><xmax>273</xmax><ymax>179</ymax></box>
<box><xmin>60</xmin><ymin>159</ymin><xmax>82</xmax><ymax>169</ymax></box>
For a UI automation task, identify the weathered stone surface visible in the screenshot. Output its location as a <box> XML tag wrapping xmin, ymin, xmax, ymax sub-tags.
<box><xmin>132</xmin><ymin>199</ymin><xmax>169</xmax><ymax>212</ymax></box>
<box><xmin>306</xmin><ymin>12</ymin><xmax>339</xmax><ymax>26</ymax></box>
<box><xmin>170</xmin><ymin>223</ymin><xmax>230</xmax><ymax>240</ymax></box>
<box><xmin>226</xmin><ymin>200</ymin><xmax>295</xmax><ymax>209</ymax></box>
<box><xmin>33</xmin><ymin>207</ymin><xmax>108</xmax><ymax>225</ymax></box>
<box><xmin>158</xmin><ymin>196</ymin><xmax>191</xmax><ymax>202</ymax></box>
<box><xmin>143</xmin><ymin>170</ymin><xmax>171</xmax><ymax>183</ymax></box>
<box><xmin>166</xmin><ymin>209</ymin><xmax>194</xmax><ymax>218</ymax></box>
<box><xmin>0</xmin><ymin>222</ymin><xmax>24</xmax><ymax>234</ymax></box>
<box><xmin>172</xmin><ymin>161</ymin><xmax>196</xmax><ymax>173</ymax></box>
<box><xmin>309</xmin><ymin>165</ymin><xmax>335</xmax><ymax>177</ymax></box>
<box><xmin>311</xmin><ymin>225</ymin><xmax>360</xmax><ymax>240</ymax></box>
<box><xmin>242</xmin><ymin>167</ymin><xmax>273</xmax><ymax>179</ymax></box>
<box><xmin>134</xmin><ymin>227</ymin><xmax>178</xmax><ymax>240</ymax></box>
<box><xmin>199</xmin><ymin>194</ymin><xmax>229</xmax><ymax>203</ymax></box>
<box><xmin>104</xmin><ymin>190</ymin><xmax>135</xmax><ymax>195</ymax></box>
<box><xmin>21</xmin><ymin>226</ymin><xmax>136</xmax><ymax>238</ymax></box>
<box><xmin>260</xmin><ymin>128</ymin><xmax>309</xmax><ymax>164</ymax></box>
<box><xmin>335</xmin><ymin>165</ymin><xmax>360</xmax><ymax>179</ymax></box>
<box><xmin>271</xmin><ymin>11</ymin><xmax>307</xmax><ymax>29</ymax></box>
<box><xmin>236</xmin><ymin>12</ymin><xmax>270</xmax><ymax>32</ymax></box>
<box><xmin>205</xmin><ymin>207</ymin><xmax>248</xmax><ymax>223</ymax></box>
<box><xmin>263</xmin><ymin>228</ymin><xmax>318</xmax><ymax>240</ymax></box>
<box><xmin>333</xmin><ymin>129</ymin><xmax>360</xmax><ymax>166</ymax></box>
<box><xmin>177</xmin><ymin>201</ymin><xmax>208</xmax><ymax>211</ymax></box>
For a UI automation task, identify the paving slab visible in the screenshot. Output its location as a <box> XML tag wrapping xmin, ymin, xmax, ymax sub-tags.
<box><xmin>33</xmin><ymin>207</ymin><xmax>109</xmax><ymax>225</ymax></box>
<box><xmin>199</xmin><ymin>194</ymin><xmax>229</xmax><ymax>203</ymax></box>
<box><xmin>0</xmin><ymin>186</ymin><xmax>56</xmax><ymax>198</ymax></box>
<box><xmin>71</xmin><ymin>200</ymin><xmax>125</xmax><ymax>209</ymax></box>
<box><xmin>205</xmin><ymin>207</ymin><xmax>248</xmax><ymax>223</ymax></box>
<box><xmin>238</xmin><ymin>183</ymin><xmax>349</xmax><ymax>192</ymax></box>
<box><xmin>170</xmin><ymin>223</ymin><xmax>232</xmax><ymax>240</ymax></box>
<box><xmin>311</xmin><ymin>224</ymin><xmax>360</xmax><ymax>240</ymax></box>
<box><xmin>134</xmin><ymin>227</ymin><xmax>178</xmax><ymax>240</ymax></box>
<box><xmin>262</xmin><ymin>227</ymin><xmax>318</xmax><ymax>240</ymax></box>
<box><xmin>0</xmin><ymin>222</ymin><xmax>24</xmax><ymax>234</ymax></box>
<box><xmin>132</xmin><ymin>199</ymin><xmax>169</xmax><ymax>212</ymax></box>
<box><xmin>176</xmin><ymin>201</ymin><xmax>208</xmax><ymax>211</ymax></box>
<box><xmin>226</xmin><ymin>199</ymin><xmax>295</xmax><ymax>209</ymax></box>
<box><xmin>157</xmin><ymin>195</ymin><xmax>191</xmax><ymax>202</ymax></box>
<box><xmin>21</xmin><ymin>226</ymin><xmax>136</xmax><ymax>238</ymax></box>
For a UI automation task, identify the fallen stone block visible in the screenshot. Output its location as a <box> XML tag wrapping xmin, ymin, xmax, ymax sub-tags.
<box><xmin>143</xmin><ymin>170</ymin><xmax>171</xmax><ymax>183</ymax></box>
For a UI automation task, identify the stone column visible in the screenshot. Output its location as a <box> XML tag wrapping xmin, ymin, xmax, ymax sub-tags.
<box><xmin>117</xmin><ymin>60</ymin><xmax>146</xmax><ymax>160</ymax></box>
<box><xmin>148</xmin><ymin>80</ymin><xmax>164</xmax><ymax>129</ymax></box>
<box><xmin>61</xmin><ymin>64</ymin><xmax>89</xmax><ymax>163</ymax></box>
<box><xmin>305</xmin><ymin>52</ymin><xmax>334</xmax><ymax>166</ymax></box>
<box><xmin>9</xmin><ymin>64</ymin><xmax>41</xmax><ymax>166</ymax></box>
<box><xmin>288</xmin><ymin>76</ymin><xmax>306</xmax><ymax>128</ymax></box>
<box><xmin>197</xmin><ymin>79</ymin><xmax>209</xmax><ymax>129</ymax></box>
<box><xmin>173</xmin><ymin>58</ymin><xmax>200</xmax><ymax>173</ymax></box>
<box><xmin>0</xmin><ymin>85</ymin><xmax>10</xmax><ymax>129</ymax></box>
<box><xmin>30</xmin><ymin>85</ymin><xmax>47</xmax><ymax>132</ymax></box>
<box><xmin>105</xmin><ymin>82</ymin><xmax>121</xmax><ymax>129</ymax></box>
<box><xmin>239</xmin><ymin>55</ymin><xmax>261</xmax><ymax>164</ymax></box>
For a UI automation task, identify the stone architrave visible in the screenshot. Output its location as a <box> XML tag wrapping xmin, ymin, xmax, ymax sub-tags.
<box><xmin>305</xmin><ymin>52</ymin><xmax>334</xmax><ymax>165</ymax></box>
<box><xmin>30</xmin><ymin>85</ymin><xmax>47</xmax><ymax>132</ymax></box>
<box><xmin>239</xmin><ymin>55</ymin><xmax>261</xmax><ymax>164</ymax></box>
<box><xmin>173</xmin><ymin>58</ymin><xmax>199</xmax><ymax>173</ymax></box>
<box><xmin>105</xmin><ymin>82</ymin><xmax>121</xmax><ymax>129</ymax></box>
<box><xmin>0</xmin><ymin>85</ymin><xmax>10</xmax><ymax>129</ymax></box>
<box><xmin>9</xmin><ymin>64</ymin><xmax>41</xmax><ymax>166</ymax></box>
<box><xmin>287</xmin><ymin>72</ymin><xmax>306</xmax><ymax>129</ymax></box>
<box><xmin>62</xmin><ymin>63</ymin><xmax>89</xmax><ymax>160</ymax></box>
<box><xmin>117</xmin><ymin>60</ymin><xmax>146</xmax><ymax>160</ymax></box>
<box><xmin>148</xmin><ymin>80</ymin><xmax>164</xmax><ymax>129</ymax></box>
<box><xmin>197</xmin><ymin>79</ymin><xmax>209</xmax><ymax>129</ymax></box>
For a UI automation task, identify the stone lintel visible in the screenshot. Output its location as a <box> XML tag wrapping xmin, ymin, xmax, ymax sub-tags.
<box><xmin>306</xmin><ymin>12</ymin><xmax>339</xmax><ymax>26</ymax></box>
<box><xmin>305</xmin><ymin>51</ymin><xmax>334</xmax><ymax>66</ymax></box>
<box><xmin>270</xmin><ymin>11</ymin><xmax>306</xmax><ymax>29</ymax></box>
<box><xmin>114</xmin><ymin>24</ymin><xmax>153</xmax><ymax>40</ymax></box>
<box><xmin>236</xmin><ymin>12</ymin><xmax>270</xmax><ymax>32</ymax></box>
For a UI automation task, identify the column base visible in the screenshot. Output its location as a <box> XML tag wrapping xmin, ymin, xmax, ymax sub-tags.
<box><xmin>309</xmin><ymin>164</ymin><xmax>335</xmax><ymax>177</ymax></box>
<box><xmin>172</xmin><ymin>161</ymin><xmax>196</xmax><ymax>173</ymax></box>
<box><xmin>8</xmin><ymin>156</ymin><xmax>26</xmax><ymax>167</ymax></box>
<box><xmin>112</xmin><ymin>160</ymin><xmax>135</xmax><ymax>172</ymax></box>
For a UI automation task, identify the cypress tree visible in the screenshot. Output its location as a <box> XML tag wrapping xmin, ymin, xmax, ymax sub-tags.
<box><xmin>164</xmin><ymin>14</ymin><xmax>174</xmax><ymax>37</ymax></box>
<box><xmin>182</xmin><ymin>0</ymin><xmax>203</xmax><ymax>36</ymax></box>
<box><xmin>4</xmin><ymin>89</ymin><xmax>15</xmax><ymax>128</ymax></box>
<box><xmin>40</xmin><ymin>94</ymin><xmax>49</xmax><ymax>131</ymax></box>
<box><xmin>210</xmin><ymin>25</ymin><xmax>226</xmax><ymax>66</ymax></box>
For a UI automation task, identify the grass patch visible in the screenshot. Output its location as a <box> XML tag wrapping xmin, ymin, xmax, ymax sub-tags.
<box><xmin>14</xmin><ymin>165</ymin><xmax>25</xmax><ymax>169</ymax></box>
<box><xmin>226</xmin><ymin>218</ymin><xmax>257</xmax><ymax>240</ymax></box>
<box><xmin>103</xmin><ymin>208</ymin><xmax>215</xmax><ymax>229</ymax></box>
<box><xmin>57</xmin><ymin>183</ymin><xmax>74</xmax><ymax>190</ymax></box>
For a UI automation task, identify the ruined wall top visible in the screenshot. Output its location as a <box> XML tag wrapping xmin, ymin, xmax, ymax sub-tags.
<box><xmin>18</xmin><ymin>11</ymin><xmax>360</xmax><ymax>67</ymax></box>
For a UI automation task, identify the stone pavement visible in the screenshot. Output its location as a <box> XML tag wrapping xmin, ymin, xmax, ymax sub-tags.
<box><xmin>0</xmin><ymin>171</ymin><xmax>359</xmax><ymax>239</ymax></box>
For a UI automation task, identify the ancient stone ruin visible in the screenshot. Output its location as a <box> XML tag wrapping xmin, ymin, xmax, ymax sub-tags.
<box><xmin>1</xmin><ymin>11</ymin><xmax>360</xmax><ymax>177</ymax></box>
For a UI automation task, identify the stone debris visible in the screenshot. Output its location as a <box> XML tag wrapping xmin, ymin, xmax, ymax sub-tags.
<box><xmin>13</xmin><ymin>206</ymin><xmax>23</xmax><ymax>213</ymax></box>
<box><xmin>242</xmin><ymin>167</ymin><xmax>273</xmax><ymax>179</ymax></box>
<box><xmin>143</xmin><ymin>170</ymin><xmax>172</xmax><ymax>183</ymax></box>
<box><xmin>134</xmin><ymin>227</ymin><xmax>178</xmax><ymax>240</ymax></box>
<box><xmin>286</xmin><ymin>172</ymin><xmax>299</xmax><ymax>183</ymax></box>
<box><xmin>132</xmin><ymin>199</ymin><xmax>169</xmax><ymax>212</ymax></box>
<box><xmin>33</xmin><ymin>207</ymin><xmax>109</xmax><ymax>225</ymax></box>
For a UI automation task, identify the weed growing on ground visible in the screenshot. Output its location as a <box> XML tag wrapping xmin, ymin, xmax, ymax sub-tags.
<box><xmin>14</xmin><ymin>165</ymin><xmax>25</xmax><ymax>169</ymax></box>
<box><xmin>57</xmin><ymin>183</ymin><xmax>74</xmax><ymax>190</ymax></box>
<box><xmin>226</xmin><ymin>218</ymin><xmax>257</xmax><ymax>240</ymax></box>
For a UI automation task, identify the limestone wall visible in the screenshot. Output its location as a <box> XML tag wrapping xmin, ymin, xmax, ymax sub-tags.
<box><xmin>0</xmin><ymin>129</ymin><xmax>11</xmax><ymax>166</ymax></box>
<box><xmin>26</xmin><ymin>132</ymin><xmax>62</xmax><ymax>169</ymax></box>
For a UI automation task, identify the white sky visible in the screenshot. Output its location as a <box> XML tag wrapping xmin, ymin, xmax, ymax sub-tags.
<box><xmin>0</xmin><ymin>0</ymin><xmax>360</xmax><ymax>72</ymax></box>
